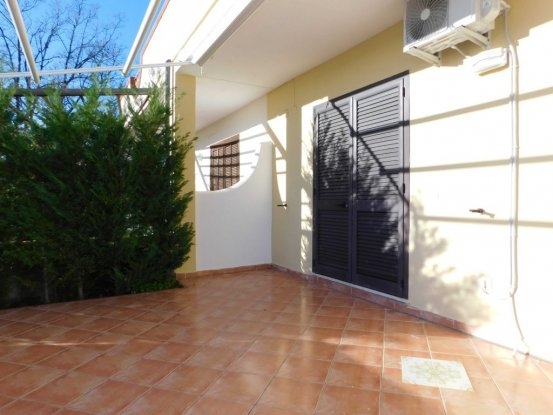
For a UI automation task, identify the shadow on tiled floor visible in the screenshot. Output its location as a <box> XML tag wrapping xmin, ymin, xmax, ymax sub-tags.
<box><xmin>1</xmin><ymin>268</ymin><xmax>552</xmax><ymax>414</ymax></box>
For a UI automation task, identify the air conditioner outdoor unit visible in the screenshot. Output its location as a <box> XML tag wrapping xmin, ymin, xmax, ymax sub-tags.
<box><xmin>403</xmin><ymin>0</ymin><xmax>503</xmax><ymax>65</ymax></box>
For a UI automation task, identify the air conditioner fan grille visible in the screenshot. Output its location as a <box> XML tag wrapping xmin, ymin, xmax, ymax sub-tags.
<box><xmin>405</xmin><ymin>0</ymin><xmax>449</xmax><ymax>44</ymax></box>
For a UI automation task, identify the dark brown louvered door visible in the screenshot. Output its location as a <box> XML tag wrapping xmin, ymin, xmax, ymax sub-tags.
<box><xmin>314</xmin><ymin>75</ymin><xmax>409</xmax><ymax>299</ymax></box>
<box><xmin>313</xmin><ymin>98</ymin><xmax>352</xmax><ymax>282</ymax></box>
<box><xmin>353</xmin><ymin>79</ymin><xmax>408</xmax><ymax>298</ymax></box>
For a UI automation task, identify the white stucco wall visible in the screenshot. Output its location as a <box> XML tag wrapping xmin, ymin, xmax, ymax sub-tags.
<box><xmin>195</xmin><ymin>141</ymin><xmax>272</xmax><ymax>271</ymax></box>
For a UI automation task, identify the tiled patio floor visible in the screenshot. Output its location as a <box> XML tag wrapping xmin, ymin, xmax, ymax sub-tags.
<box><xmin>1</xmin><ymin>268</ymin><xmax>552</xmax><ymax>415</ymax></box>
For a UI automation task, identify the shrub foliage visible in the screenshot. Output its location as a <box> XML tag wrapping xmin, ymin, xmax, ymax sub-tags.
<box><xmin>0</xmin><ymin>87</ymin><xmax>194</xmax><ymax>307</ymax></box>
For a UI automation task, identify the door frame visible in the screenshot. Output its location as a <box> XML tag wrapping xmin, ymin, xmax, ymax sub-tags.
<box><xmin>313</xmin><ymin>72</ymin><xmax>410</xmax><ymax>299</ymax></box>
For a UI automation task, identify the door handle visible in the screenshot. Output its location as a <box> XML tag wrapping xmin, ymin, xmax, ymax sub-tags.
<box><xmin>338</xmin><ymin>203</ymin><xmax>349</xmax><ymax>208</ymax></box>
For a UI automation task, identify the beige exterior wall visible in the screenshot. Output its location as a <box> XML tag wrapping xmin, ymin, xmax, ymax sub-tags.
<box><xmin>174</xmin><ymin>74</ymin><xmax>197</xmax><ymax>274</ymax></box>
<box><xmin>201</xmin><ymin>0</ymin><xmax>553</xmax><ymax>361</ymax></box>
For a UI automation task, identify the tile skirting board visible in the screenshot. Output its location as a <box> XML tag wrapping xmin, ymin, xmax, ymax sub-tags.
<box><xmin>178</xmin><ymin>263</ymin><xmax>472</xmax><ymax>336</ymax></box>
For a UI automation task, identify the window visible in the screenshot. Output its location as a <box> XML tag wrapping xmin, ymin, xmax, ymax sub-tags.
<box><xmin>210</xmin><ymin>135</ymin><xmax>240</xmax><ymax>190</ymax></box>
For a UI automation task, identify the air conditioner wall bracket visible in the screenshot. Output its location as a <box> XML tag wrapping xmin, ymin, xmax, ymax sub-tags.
<box><xmin>455</xmin><ymin>26</ymin><xmax>491</xmax><ymax>49</ymax></box>
<box><xmin>405</xmin><ymin>48</ymin><xmax>441</xmax><ymax>66</ymax></box>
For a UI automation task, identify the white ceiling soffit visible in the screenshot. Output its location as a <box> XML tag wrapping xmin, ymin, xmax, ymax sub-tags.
<box><xmin>178</xmin><ymin>0</ymin><xmax>404</xmax><ymax>130</ymax></box>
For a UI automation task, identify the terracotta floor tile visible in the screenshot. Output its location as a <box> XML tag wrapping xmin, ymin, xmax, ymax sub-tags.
<box><xmin>383</xmin><ymin>349</ymin><xmax>431</xmax><ymax>369</ymax></box>
<box><xmin>0</xmin><ymin>399</ymin><xmax>60</xmax><ymax>415</ymax></box>
<box><xmin>170</xmin><ymin>327</ymin><xmax>220</xmax><ymax>345</ymax></box>
<box><xmin>381</xmin><ymin>367</ymin><xmax>441</xmax><ymax>399</ymax></box>
<box><xmin>326</xmin><ymin>361</ymin><xmax>381</xmax><ymax>390</ymax></box>
<box><xmin>38</xmin><ymin>346</ymin><xmax>100</xmax><ymax>371</ymax></box>
<box><xmin>261</xmin><ymin>322</ymin><xmax>308</xmax><ymax>338</ymax></box>
<box><xmin>0</xmin><ymin>322</ymin><xmax>40</xmax><ymax>337</ymax></box>
<box><xmin>76</xmin><ymin>350</ymin><xmax>141</xmax><ymax>377</ymax></box>
<box><xmin>248</xmin><ymin>336</ymin><xmax>296</xmax><ymax>355</ymax></box>
<box><xmin>0</xmin><ymin>365</ymin><xmax>64</xmax><ymax>398</ymax></box>
<box><xmin>104</xmin><ymin>307</ymin><xmax>145</xmax><ymax>320</ymax></box>
<box><xmin>380</xmin><ymin>392</ymin><xmax>444</xmax><ymax>415</ymax></box>
<box><xmin>334</xmin><ymin>344</ymin><xmax>382</xmax><ymax>366</ymax></box>
<box><xmin>258</xmin><ymin>378</ymin><xmax>322</xmax><ymax>413</ymax></box>
<box><xmin>537</xmin><ymin>359</ymin><xmax>553</xmax><ymax>383</ymax></box>
<box><xmin>424</xmin><ymin>323</ymin><xmax>467</xmax><ymax>338</ymax></box>
<box><xmin>497</xmin><ymin>379</ymin><xmax>553</xmax><ymax>414</ymax></box>
<box><xmin>300</xmin><ymin>327</ymin><xmax>343</xmax><ymax>344</ymax></box>
<box><xmin>207</xmin><ymin>331</ymin><xmax>257</xmax><ymax>350</ymax></box>
<box><xmin>251</xmin><ymin>405</ymin><xmax>311</xmax><ymax>415</ymax></box>
<box><xmin>186</xmin><ymin>345</ymin><xmax>243</xmax><ymax>369</ymax></box>
<box><xmin>45</xmin><ymin>328</ymin><xmax>97</xmax><ymax>345</ymax></box>
<box><xmin>156</xmin><ymin>364</ymin><xmax>222</xmax><ymax>394</ymax></box>
<box><xmin>119</xmin><ymin>387</ymin><xmax>196</xmax><ymax>415</ymax></box>
<box><xmin>185</xmin><ymin>396</ymin><xmax>252</xmax><ymax>415</ymax></box>
<box><xmin>139</xmin><ymin>323</ymin><xmax>185</xmax><ymax>341</ymax></box>
<box><xmin>107</xmin><ymin>319</ymin><xmax>156</xmax><ymax>336</ymax></box>
<box><xmin>238</xmin><ymin>309</ymin><xmax>280</xmax><ymax>323</ymax></box>
<box><xmin>110</xmin><ymin>337</ymin><xmax>161</xmax><ymax>356</ymax></box>
<box><xmin>350</xmin><ymin>307</ymin><xmax>386</xmax><ymax>320</ymax></box>
<box><xmin>25</xmin><ymin>371</ymin><xmax>104</xmax><ymax>406</ymax></box>
<box><xmin>341</xmin><ymin>329</ymin><xmax>384</xmax><ymax>348</ymax></box>
<box><xmin>53</xmin><ymin>409</ymin><xmax>91</xmax><ymax>415</ymax></box>
<box><xmin>444</xmin><ymin>400</ymin><xmax>512</xmax><ymax>415</ymax></box>
<box><xmin>67</xmin><ymin>380</ymin><xmax>148</xmax><ymax>415</ymax></box>
<box><xmin>112</xmin><ymin>358</ymin><xmax>178</xmax><ymax>386</ymax></box>
<box><xmin>290</xmin><ymin>339</ymin><xmax>338</xmax><ymax>361</ymax></box>
<box><xmin>385</xmin><ymin>333</ymin><xmax>429</xmax><ymax>352</ymax></box>
<box><xmin>132</xmin><ymin>310</ymin><xmax>176</xmax><ymax>324</ymax></box>
<box><xmin>441</xmin><ymin>377</ymin><xmax>508</xmax><ymax>406</ymax></box>
<box><xmin>315</xmin><ymin>384</ymin><xmax>379</xmax><ymax>415</ymax></box>
<box><xmin>225</xmin><ymin>319</ymin><xmax>269</xmax><ymax>334</ymax></box>
<box><xmin>144</xmin><ymin>341</ymin><xmax>199</xmax><ymax>363</ymax></box>
<box><xmin>346</xmin><ymin>318</ymin><xmax>385</xmax><ymax>333</ymax></box>
<box><xmin>428</xmin><ymin>337</ymin><xmax>477</xmax><ymax>356</ymax></box>
<box><xmin>0</xmin><ymin>395</ymin><xmax>12</xmax><ymax>407</ymax></box>
<box><xmin>85</xmin><ymin>332</ymin><xmax>131</xmax><ymax>351</ymax></box>
<box><xmin>227</xmin><ymin>350</ymin><xmax>286</xmax><ymax>375</ymax></box>
<box><xmin>385</xmin><ymin>310</ymin><xmax>422</xmax><ymax>323</ymax></box>
<box><xmin>0</xmin><ymin>361</ymin><xmax>25</xmax><ymax>380</ymax></box>
<box><xmin>76</xmin><ymin>317</ymin><xmax>123</xmax><ymax>332</ymax></box>
<box><xmin>205</xmin><ymin>371</ymin><xmax>272</xmax><ymax>404</ymax></box>
<box><xmin>484</xmin><ymin>356</ymin><xmax>551</xmax><ymax>385</ymax></box>
<box><xmin>15</xmin><ymin>325</ymin><xmax>68</xmax><ymax>341</ymax></box>
<box><xmin>1</xmin><ymin>344</ymin><xmax>62</xmax><ymax>365</ymax></box>
<box><xmin>310</xmin><ymin>315</ymin><xmax>349</xmax><ymax>330</ymax></box>
<box><xmin>49</xmin><ymin>314</ymin><xmax>95</xmax><ymax>328</ymax></box>
<box><xmin>0</xmin><ymin>341</ymin><xmax>21</xmax><ymax>359</ymax></box>
<box><xmin>322</xmin><ymin>297</ymin><xmax>355</xmax><ymax>308</ymax></box>
<box><xmin>273</xmin><ymin>311</ymin><xmax>313</xmax><ymax>327</ymax></box>
<box><xmin>385</xmin><ymin>320</ymin><xmax>426</xmax><ymax>335</ymax></box>
<box><xmin>195</xmin><ymin>316</ymin><xmax>231</xmax><ymax>331</ymax></box>
<box><xmin>276</xmin><ymin>356</ymin><xmax>331</xmax><ymax>383</ymax></box>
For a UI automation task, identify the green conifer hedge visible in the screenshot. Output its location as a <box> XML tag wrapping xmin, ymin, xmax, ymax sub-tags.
<box><xmin>0</xmin><ymin>87</ymin><xmax>194</xmax><ymax>307</ymax></box>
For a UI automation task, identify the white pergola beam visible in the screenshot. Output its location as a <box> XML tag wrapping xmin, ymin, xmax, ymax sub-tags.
<box><xmin>4</xmin><ymin>0</ymin><xmax>40</xmax><ymax>83</ymax></box>
<box><xmin>122</xmin><ymin>0</ymin><xmax>164</xmax><ymax>76</ymax></box>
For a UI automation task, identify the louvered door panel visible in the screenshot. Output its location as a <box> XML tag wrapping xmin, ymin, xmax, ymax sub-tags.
<box><xmin>353</xmin><ymin>80</ymin><xmax>407</xmax><ymax>297</ymax></box>
<box><xmin>313</xmin><ymin>101</ymin><xmax>351</xmax><ymax>282</ymax></box>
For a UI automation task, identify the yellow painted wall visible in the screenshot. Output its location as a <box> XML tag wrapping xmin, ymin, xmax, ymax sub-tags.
<box><xmin>263</xmin><ymin>0</ymin><xmax>553</xmax><ymax>361</ymax></box>
<box><xmin>174</xmin><ymin>73</ymin><xmax>197</xmax><ymax>273</ymax></box>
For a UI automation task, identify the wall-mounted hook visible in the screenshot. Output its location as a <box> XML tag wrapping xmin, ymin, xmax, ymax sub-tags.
<box><xmin>469</xmin><ymin>208</ymin><xmax>495</xmax><ymax>218</ymax></box>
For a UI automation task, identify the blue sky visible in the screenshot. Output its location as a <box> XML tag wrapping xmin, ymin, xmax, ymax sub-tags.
<box><xmin>96</xmin><ymin>0</ymin><xmax>152</xmax><ymax>59</ymax></box>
